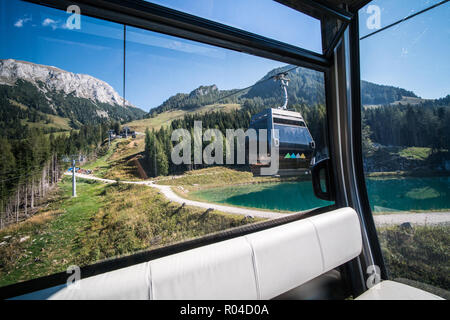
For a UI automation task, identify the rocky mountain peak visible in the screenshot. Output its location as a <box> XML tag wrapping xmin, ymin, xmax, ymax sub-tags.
<box><xmin>189</xmin><ymin>84</ymin><xmax>219</xmax><ymax>97</ymax></box>
<box><xmin>0</xmin><ymin>59</ymin><xmax>133</xmax><ymax>107</ymax></box>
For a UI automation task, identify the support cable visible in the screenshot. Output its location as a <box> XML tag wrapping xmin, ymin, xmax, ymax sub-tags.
<box><xmin>360</xmin><ymin>0</ymin><xmax>449</xmax><ymax>40</ymax></box>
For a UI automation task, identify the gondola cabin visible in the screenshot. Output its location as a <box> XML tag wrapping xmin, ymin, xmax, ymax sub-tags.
<box><xmin>249</xmin><ymin>108</ymin><xmax>315</xmax><ymax>176</ymax></box>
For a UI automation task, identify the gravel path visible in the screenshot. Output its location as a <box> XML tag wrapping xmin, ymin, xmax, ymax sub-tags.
<box><xmin>373</xmin><ymin>212</ymin><xmax>450</xmax><ymax>226</ymax></box>
<box><xmin>66</xmin><ymin>172</ymin><xmax>285</xmax><ymax>219</ymax></box>
<box><xmin>66</xmin><ymin>172</ymin><xmax>450</xmax><ymax>224</ymax></box>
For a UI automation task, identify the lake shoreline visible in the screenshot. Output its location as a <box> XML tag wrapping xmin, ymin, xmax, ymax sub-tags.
<box><xmin>176</xmin><ymin>184</ymin><xmax>450</xmax><ymax>215</ymax></box>
<box><xmin>183</xmin><ymin>176</ymin><xmax>449</xmax><ymax>214</ymax></box>
<box><xmin>365</xmin><ymin>170</ymin><xmax>450</xmax><ymax>179</ymax></box>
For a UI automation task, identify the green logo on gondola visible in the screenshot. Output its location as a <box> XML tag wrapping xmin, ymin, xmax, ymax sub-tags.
<box><xmin>284</xmin><ymin>153</ymin><xmax>291</xmax><ymax>159</ymax></box>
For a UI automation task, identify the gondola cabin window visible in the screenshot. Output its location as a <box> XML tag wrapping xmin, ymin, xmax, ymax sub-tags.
<box><xmin>359</xmin><ymin>0</ymin><xmax>450</xmax><ymax>294</ymax></box>
<box><xmin>0</xmin><ymin>0</ymin><xmax>332</xmax><ymax>291</ymax></box>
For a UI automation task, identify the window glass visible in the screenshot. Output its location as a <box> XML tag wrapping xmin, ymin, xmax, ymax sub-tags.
<box><xmin>0</xmin><ymin>0</ymin><xmax>127</xmax><ymax>288</ymax></box>
<box><xmin>0</xmin><ymin>0</ymin><xmax>332</xmax><ymax>290</ymax></box>
<box><xmin>146</xmin><ymin>0</ymin><xmax>323</xmax><ymax>53</ymax></box>
<box><xmin>125</xmin><ymin>25</ymin><xmax>333</xmax><ymax>212</ymax></box>
<box><xmin>274</xmin><ymin>118</ymin><xmax>306</xmax><ymax>127</ymax></box>
<box><xmin>360</xmin><ymin>0</ymin><xmax>444</xmax><ymax>38</ymax></box>
<box><xmin>274</xmin><ymin>124</ymin><xmax>311</xmax><ymax>146</ymax></box>
<box><xmin>359</xmin><ymin>0</ymin><xmax>450</xmax><ymax>293</ymax></box>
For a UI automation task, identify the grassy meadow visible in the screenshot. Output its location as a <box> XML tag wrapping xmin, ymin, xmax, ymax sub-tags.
<box><xmin>0</xmin><ymin>177</ymin><xmax>261</xmax><ymax>287</ymax></box>
<box><xmin>378</xmin><ymin>224</ymin><xmax>450</xmax><ymax>293</ymax></box>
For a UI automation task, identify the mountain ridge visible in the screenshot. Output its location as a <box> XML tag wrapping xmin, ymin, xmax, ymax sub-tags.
<box><xmin>0</xmin><ymin>59</ymin><xmax>134</xmax><ymax>107</ymax></box>
<box><xmin>149</xmin><ymin>84</ymin><xmax>240</xmax><ymax>116</ymax></box>
<box><xmin>0</xmin><ymin>59</ymin><xmax>432</xmax><ymax>129</ymax></box>
<box><xmin>146</xmin><ymin>64</ymin><xmax>421</xmax><ymax>117</ymax></box>
<box><xmin>0</xmin><ymin>59</ymin><xmax>146</xmax><ymax>128</ymax></box>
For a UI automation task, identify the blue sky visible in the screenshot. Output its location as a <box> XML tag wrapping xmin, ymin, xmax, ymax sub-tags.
<box><xmin>0</xmin><ymin>0</ymin><xmax>448</xmax><ymax>112</ymax></box>
<box><xmin>359</xmin><ymin>0</ymin><xmax>450</xmax><ymax>99</ymax></box>
<box><xmin>0</xmin><ymin>0</ymin><xmax>318</xmax><ymax>111</ymax></box>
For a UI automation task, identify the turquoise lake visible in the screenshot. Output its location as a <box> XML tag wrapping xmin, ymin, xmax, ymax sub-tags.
<box><xmin>190</xmin><ymin>176</ymin><xmax>450</xmax><ymax>212</ymax></box>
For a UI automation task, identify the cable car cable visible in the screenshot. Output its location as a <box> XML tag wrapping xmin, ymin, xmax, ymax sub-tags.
<box><xmin>360</xmin><ymin>0</ymin><xmax>449</xmax><ymax>40</ymax></box>
<box><xmin>210</xmin><ymin>66</ymin><xmax>299</xmax><ymax>105</ymax></box>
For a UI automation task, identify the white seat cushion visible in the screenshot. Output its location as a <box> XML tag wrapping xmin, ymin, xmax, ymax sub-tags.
<box><xmin>246</xmin><ymin>207</ymin><xmax>362</xmax><ymax>300</ymax></box>
<box><xmin>356</xmin><ymin>280</ymin><xmax>444</xmax><ymax>300</ymax></box>
<box><xmin>246</xmin><ymin>219</ymin><xmax>323</xmax><ymax>299</ymax></box>
<box><xmin>151</xmin><ymin>237</ymin><xmax>258</xmax><ymax>300</ymax></box>
<box><xmin>308</xmin><ymin>208</ymin><xmax>362</xmax><ymax>271</ymax></box>
<box><xmin>49</xmin><ymin>262</ymin><xmax>151</xmax><ymax>300</ymax></box>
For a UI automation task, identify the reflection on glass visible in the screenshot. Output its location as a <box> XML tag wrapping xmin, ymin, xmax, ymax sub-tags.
<box><xmin>0</xmin><ymin>0</ymin><xmax>129</xmax><ymax>288</ymax></box>
<box><xmin>0</xmin><ymin>0</ymin><xmax>331</xmax><ymax>290</ymax></box>
<box><xmin>146</xmin><ymin>0</ymin><xmax>322</xmax><ymax>53</ymax></box>
<box><xmin>359</xmin><ymin>0</ymin><xmax>444</xmax><ymax>36</ymax></box>
<box><xmin>0</xmin><ymin>0</ymin><xmax>124</xmax><ymax>97</ymax></box>
<box><xmin>359</xmin><ymin>0</ymin><xmax>450</xmax><ymax>293</ymax></box>
<box><xmin>125</xmin><ymin>25</ymin><xmax>286</xmax><ymax>110</ymax></box>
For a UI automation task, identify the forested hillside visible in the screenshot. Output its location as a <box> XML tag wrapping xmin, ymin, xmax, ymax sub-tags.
<box><xmin>0</xmin><ymin>59</ymin><xmax>146</xmax><ymax>129</ymax></box>
<box><xmin>0</xmin><ymin>60</ymin><xmax>146</xmax><ymax>229</ymax></box>
<box><xmin>0</xmin><ymin>124</ymin><xmax>110</xmax><ymax>229</ymax></box>
<box><xmin>364</xmin><ymin>96</ymin><xmax>450</xmax><ymax>149</ymax></box>
<box><xmin>148</xmin><ymin>85</ymin><xmax>240</xmax><ymax>117</ymax></box>
<box><xmin>0</xmin><ymin>80</ymin><xmax>145</xmax><ymax>129</ymax></box>
<box><xmin>361</xmin><ymin>81</ymin><xmax>418</xmax><ymax>105</ymax></box>
<box><xmin>144</xmin><ymin>101</ymin><xmax>328</xmax><ymax>177</ymax></box>
<box><xmin>139</xmin><ymin>62</ymin><xmax>448</xmax><ymax>178</ymax></box>
<box><xmin>243</xmin><ymin>65</ymin><xmax>325</xmax><ymax>105</ymax></box>
<box><xmin>143</xmin><ymin>94</ymin><xmax>450</xmax><ymax>178</ymax></box>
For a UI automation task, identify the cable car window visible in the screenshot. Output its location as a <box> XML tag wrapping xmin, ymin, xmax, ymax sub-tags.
<box><xmin>274</xmin><ymin>124</ymin><xmax>311</xmax><ymax>146</ymax></box>
<box><xmin>0</xmin><ymin>0</ymin><xmax>128</xmax><ymax>289</ymax></box>
<box><xmin>0</xmin><ymin>0</ymin><xmax>333</xmax><ymax>291</ymax></box>
<box><xmin>273</xmin><ymin>118</ymin><xmax>306</xmax><ymax>127</ymax></box>
<box><xmin>359</xmin><ymin>0</ymin><xmax>450</xmax><ymax>293</ymax></box>
<box><xmin>146</xmin><ymin>0</ymin><xmax>323</xmax><ymax>53</ymax></box>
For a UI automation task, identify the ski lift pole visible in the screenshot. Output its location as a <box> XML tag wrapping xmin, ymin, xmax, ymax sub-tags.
<box><xmin>63</xmin><ymin>155</ymin><xmax>81</xmax><ymax>197</ymax></box>
<box><xmin>72</xmin><ymin>159</ymin><xmax>77</xmax><ymax>197</ymax></box>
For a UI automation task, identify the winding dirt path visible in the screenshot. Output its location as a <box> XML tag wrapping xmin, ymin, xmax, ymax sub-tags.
<box><xmin>65</xmin><ymin>172</ymin><xmax>285</xmax><ymax>219</ymax></box>
<box><xmin>65</xmin><ymin>172</ymin><xmax>450</xmax><ymax>224</ymax></box>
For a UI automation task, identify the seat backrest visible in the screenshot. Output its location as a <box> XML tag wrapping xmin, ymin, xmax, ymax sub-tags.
<box><xmin>151</xmin><ymin>237</ymin><xmax>258</xmax><ymax>300</ymax></box>
<box><xmin>45</xmin><ymin>207</ymin><xmax>362</xmax><ymax>300</ymax></box>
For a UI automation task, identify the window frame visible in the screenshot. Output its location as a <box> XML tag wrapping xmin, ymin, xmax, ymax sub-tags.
<box><xmin>0</xmin><ymin>0</ymin><xmax>381</xmax><ymax>299</ymax></box>
<box><xmin>26</xmin><ymin>0</ymin><xmax>330</xmax><ymax>71</ymax></box>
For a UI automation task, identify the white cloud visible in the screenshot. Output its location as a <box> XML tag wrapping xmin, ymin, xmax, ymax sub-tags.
<box><xmin>14</xmin><ymin>17</ymin><xmax>31</xmax><ymax>28</ymax></box>
<box><xmin>42</xmin><ymin>18</ymin><xmax>68</xmax><ymax>30</ymax></box>
<box><xmin>42</xmin><ymin>18</ymin><xmax>56</xmax><ymax>26</ymax></box>
<box><xmin>14</xmin><ymin>20</ymin><xmax>24</xmax><ymax>28</ymax></box>
<box><xmin>42</xmin><ymin>18</ymin><xmax>57</xmax><ymax>28</ymax></box>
